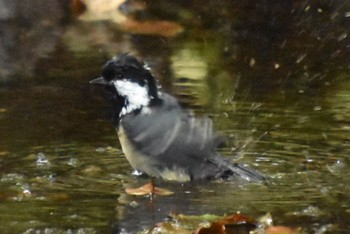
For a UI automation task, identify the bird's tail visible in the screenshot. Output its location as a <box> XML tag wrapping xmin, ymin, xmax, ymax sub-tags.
<box><xmin>211</xmin><ymin>156</ymin><xmax>265</xmax><ymax>182</ymax></box>
<box><xmin>228</xmin><ymin>162</ymin><xmax>266</xmax><ymax>182</ymax></box>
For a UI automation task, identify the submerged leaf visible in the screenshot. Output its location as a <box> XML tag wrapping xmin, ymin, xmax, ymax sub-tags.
<box><xmin>76</xmin><ymin>0</ymin><xmax>183</xmax><ymax>37</ymax></box>
<box><xmin>194</xmin><ymin>222</ymin><xmax>225</xmax><ymax>234</ymax></box>
<box><xmin>194</xmin><ymin>213</ymin><xmax>257</xmax><ymax>234</ymax></box>
<box><xmin>219</xmin><ymin>213</ymin><xmax>256</xmax><ymax>225</ymax></box>
<box><xmin>120</xmin><ymin>18</ymin><xmax>184</xmax><ymax>37</ymax></box>
<box><xmin>266</xmin><ymin>225</ymin><xmax>301</xmax><ymax>234</ymax></box>
<box><xmin>71</xmin><ymin>0</ymin><xmax>87</xmax><ymax>16</ymax></box>
<box><xmin>125</xmin><ymin>182</ymin><xmax>174</xmax><ymax>196</ymax></box>
<box><xmin>144</xmin><ymin>212</ymin><xmax>301</xmax><ymax>234</ymax></box>
<box><xmin>146</xmin><ymin>222</ymin><xmax>190</xmax><ymax>234</ymax></box>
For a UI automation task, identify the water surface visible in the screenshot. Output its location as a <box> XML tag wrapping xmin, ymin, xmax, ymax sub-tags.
<box><xmin>1</xmin><ymin>1</ymin><xmax>350</xmax><ymax>233</ymax></box>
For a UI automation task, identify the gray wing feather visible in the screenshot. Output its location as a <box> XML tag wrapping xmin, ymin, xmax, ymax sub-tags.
<box><xmin>120</xmin><ymin>93</ymin><xmax>223</xmax><ymax>160</ymax></box>
<box><xmin>119</xmin><ymin>93</ymin><xmax>264</xmax><ymax>181</ymax></box>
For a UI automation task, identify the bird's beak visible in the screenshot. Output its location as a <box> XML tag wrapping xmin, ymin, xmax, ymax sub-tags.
<box><xmin>89</xmin><ymin>77</ymin><xmax>109</xmax><ymax>86</ymax></box>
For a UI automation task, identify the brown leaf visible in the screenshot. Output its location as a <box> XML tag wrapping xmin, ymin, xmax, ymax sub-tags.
<box><xmin>120</xmin><ymin>18</ymin><xmax>184</xmax><ymax>37</ymax></box>
<box><xmin>71</xmin><ymin>0</ymin><xmax>87</xmax><ymax>16</ymax></box>
<box><xmin>219</xmin><ymin>213</ymin><xmax>256</xmax><ymax>225</ymax></box>
<box><xmin>125</xmin><ymin>182</ymin><xmax>174</xmax><ymax>196</ymax></box>
<box><xmin>48</xmin><ymin>192</ymin><xmax>71</xmax><ymax>202</ymax></box>
<box><xmin>194</xmin><ymin>213</ymin><xmax>257</xmax><ymax>234</ymax></box>
<box><xmin>194</xmin><ymin>222</ymin><xmax>225</xmax><ymax>234</ymax></box>
<box><xmin>266</xmin><ymin>226</ymin><xmax>301</xmax><ymax>234</ymax></box>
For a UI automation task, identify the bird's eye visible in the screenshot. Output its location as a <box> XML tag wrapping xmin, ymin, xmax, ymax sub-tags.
<box><xmin>138</xmin><ymin>79</ymin><xmax>147</xmax><ymax>87</ymax></box>
<box><xmin>117</xmin><ymin>73</ymin><xmax>123</xmax><ymax>79</ymax></box>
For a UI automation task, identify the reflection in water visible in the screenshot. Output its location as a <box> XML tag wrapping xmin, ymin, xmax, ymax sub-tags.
<box><xmin>0</xmin><ymin>0</ymin><xmax>69</xmax><ymax>83</ymax></box>
<box><xmin>0</xmin><ymin>0</ymin><xmax>350</xmax><ymax>233</ymax></box>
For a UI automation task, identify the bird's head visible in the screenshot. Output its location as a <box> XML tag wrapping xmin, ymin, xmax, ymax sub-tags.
<box><xmin>90</xmin><ymin>54</ymin><xmax>160</xmax><ymax>116</ymax></box>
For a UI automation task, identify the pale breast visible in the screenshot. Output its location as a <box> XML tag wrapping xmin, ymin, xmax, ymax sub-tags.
<box><xmin>117</xmin><ymin>126</ymin><xmax>151</xmax><ymax>173</ymax></box>
<box><xmin>117</xmin><ymin>125</ymin><xmax>191</xmax><ymax>182</ymax></box>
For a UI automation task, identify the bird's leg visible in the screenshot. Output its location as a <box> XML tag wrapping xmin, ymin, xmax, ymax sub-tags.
<box><xmin>148</xmin><ymin>177</ymin><xmax>157</xmax><ymax>200</ymax></box>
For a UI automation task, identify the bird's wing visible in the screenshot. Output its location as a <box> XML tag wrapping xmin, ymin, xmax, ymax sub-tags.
<box><xmin>120</xmin><ymin>93</ymin><xmax>265</xmax><ymax>181</ymax></box>
<box><xmin>120</xmin><ymin>93</ymin><xmax>224</xmax><ymax>161</ymax></box>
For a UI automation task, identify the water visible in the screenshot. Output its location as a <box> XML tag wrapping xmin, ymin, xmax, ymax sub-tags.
<box><xmin>1</xmin><ymin>1</ymin><xmax>350</xmax><ymax>233</ymax></box>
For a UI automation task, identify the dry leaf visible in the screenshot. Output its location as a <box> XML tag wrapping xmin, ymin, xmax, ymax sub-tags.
<box><xmin>266</xmin><ymin>225</ymin><xmax>301</xmax><ymax>234</ymax></box>
<box><xmin>125</xmin><ymin>182</ymin><xmax>174</xmax><ymax>196</ymax></box>
<box><xmin>120</xmin><ymin>18</ymin><xmax>183</xmax><ymax>37</ymax></box>
<box><xmin>71</xmin><ymin>0</ymin><xmax>87</xmax><ymax>16</ymax></box>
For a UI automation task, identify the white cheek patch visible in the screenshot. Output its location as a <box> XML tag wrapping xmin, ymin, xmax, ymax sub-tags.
<box><xmin>114</xmin><ymin>79</ymin><xmax>151</xmax><ymax>115</ymax></box>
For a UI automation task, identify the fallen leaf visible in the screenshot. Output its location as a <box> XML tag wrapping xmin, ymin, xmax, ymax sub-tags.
<box><xmin>76</xmin><ymin>0</ymin><xmax>183</xmax><ymax>37</ymax></box>
<box><xmin>77</xmin><ymin>0</ymin><xmax>126</xmax><ymax>22</ymax></box>
<box><xmin>142</xmin><ymin>212</ymin><xmax>299</xmax><ymax>234</ymax></box>
<box><xmin>219</xmin><ymin>213</ymin><xmax>256</xmax><ymax>225</ymax></box>
<box><xmin>120</xmin><ymin>18</ymin><xmax>184</xmax><ymax>37</ymax></box>
<box><xmin>194</xmin><ymin>213</ymin><xmax>257</xmax><ymax>234</ymax></box>
<box><xmin>125</xmin><ymin>182</ymin><xmax>174</xmax><ymax>196</ymax></box>
<box><xmin>266</xmin><ymin>225</ymin><xmax>301</xmax><ymax>234</ymax></box>
<box><xmin>147</xmin><ymin>221</ymin><xmax>190</xmax><ymax>234</ymax></box>
<box><xmin>71</xmin><ymin>0</ymin><xmax>87</xmax><ymax>16</ymax></box>
<box><xmin>195</xmin><ymin>222</ymin><xmax>225</xmax><ymax>234</ymax></box>
<box><xmin>48</xmin><ymin>192</ymin><xmax>71</xmax><ymax>202</ymax></box>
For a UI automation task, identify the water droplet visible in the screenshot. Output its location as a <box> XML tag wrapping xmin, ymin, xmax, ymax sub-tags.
<box><xmin>67</xmin><ymin>158</ymin><xmax>78</xmax><ymax>167</ymax></box>
<box><xmin>95</xmin><ymin>147</ymin><xmax>106</xmax><ymax>153</ymax></box>
<box><xmin>36</xmin><ymin>152</ymin><xmax>50</xmax><ymax>166</ymax></box>
<box><xmin>249</xmin><ymin>58</ymin><xmax>255</xmax><ymax>67</ymax></box>
<box><xmin>23</xmin><ymin>189</ymin><xmax>31</xmax><ymax>196</ymax></box>
<box><xmin>296</xmin><ymin>53</ymin><xmax>307</xmax><ymax>63</ymax></box>
<box><xmin>313</xmin><ymin>106</ymin><xmax>322</xmax><ymax>111</ymax></box>
<box><xmin>338</xmin><ymin>33</ymin><xmax>347</xmax><ymax>41</ymax></box>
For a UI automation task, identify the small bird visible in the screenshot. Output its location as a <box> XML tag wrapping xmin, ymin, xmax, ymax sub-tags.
<box><xmin>90</xmin><ymin>54</ymin><xmax>265</xmax><ymax>183</ymax></box>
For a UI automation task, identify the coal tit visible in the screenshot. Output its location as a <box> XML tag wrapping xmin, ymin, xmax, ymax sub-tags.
<box><xmin>90</xmin><ymin>54</ymin><xmax>265</xmax><ymax>182</ymax></box>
